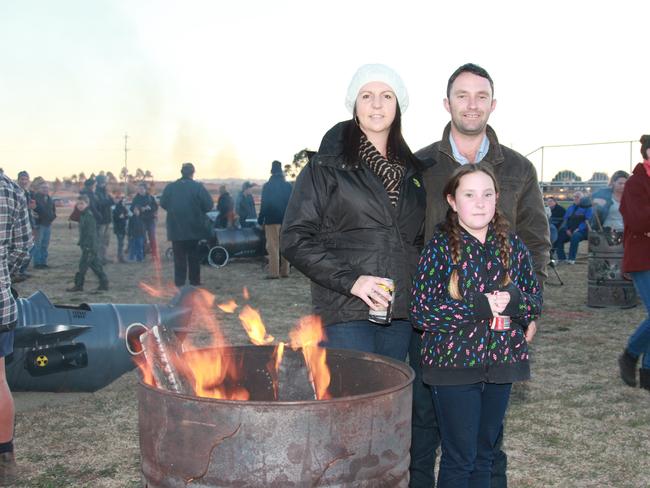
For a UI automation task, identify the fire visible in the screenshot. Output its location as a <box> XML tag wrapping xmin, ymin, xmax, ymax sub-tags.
<box><xmin>139</xmin><ymin>281</ymin><xmax>175</xmax><ymax>299</ymax></box>
<box><xmin>182</xmin><ymin>346</ymin><xmax>249</xmax><ymax>401</ymax></box>
<box><xmin>217</xmin><ymin>300</ymin><xmax>238</xmax><ymax>313</ymax></box>
<box><xmin>274</xmin><ymin>342</ymin><xmax>285</xmax><ymax>371</ymax></box>
<box><xmin>239</xmin><ymin>305</ymin><xmax>275</xmax><ymax>345</ymax></box>
<box><xmin>289</xmin><ymin>316</ymin><xmax>331</xmax><ymax>400</ymax></box>
<box><xmin>133</xmin><ymin>353</ymin><xmax>155</xmax><ymax>387</ymax></box>
<box><xmin>134</xmin><ymin>282</ymin><xmax>332</xmax><ymax>402</ymax></box>
<box><xmin>242</xmin><ymin>287</ymin><xmax>250</xmax><ymax>300</ymax></box>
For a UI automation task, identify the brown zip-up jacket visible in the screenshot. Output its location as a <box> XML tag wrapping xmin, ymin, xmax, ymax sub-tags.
<box><xmin>416</xmin><ymin>123</ymin><xmax>550</xmax><ymax>285</ymax></box>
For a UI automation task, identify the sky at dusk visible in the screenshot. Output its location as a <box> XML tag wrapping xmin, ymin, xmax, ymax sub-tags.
<box><xmin>1</xmin><ymin>0</ymin><xmax>648</xmax><ymax>183</ymax></box>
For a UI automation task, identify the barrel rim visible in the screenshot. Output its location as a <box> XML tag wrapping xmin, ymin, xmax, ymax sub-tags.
<box><xmin>137</xmin><ymin>345</ymin><xmax>415</xmax><ymax>406</ymax></box>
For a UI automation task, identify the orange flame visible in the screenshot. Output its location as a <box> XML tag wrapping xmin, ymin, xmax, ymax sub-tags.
<box><xmin>136</xmin><ymin>285</ymin><xmax>250</xmax><ymax>400</ymax></box>
<box><xmin>217</xmin><ymin>300</ymin><xmax>238</xmax><ymax>314</ymax></box>
<box><xmin>133</xmin><ymin>354</ymin><xmax>155</xmax><ymax>386</ymax></box>
<box><xmin>275</xmin><ymin>342</ymin><xmax>285</xmax><ymax>372</ymax></box>
<box><xmin>181</xmin><ymin>345</ymin><xmax>249</xmax><ymax>401</ymax></box>
<box><xmin>178</xmin><ymin>289</ymin><xmax>249</xmax><ymax>400</ymax></box>
<box><xmin>135</xmin><ymin>283</ymin><xmax>332</xmax><ymax>402</ymax></box>
<box><xmin>289</xmin><ymin>316</ymin><xmax>331</xmax><ymax>400</ymax></box>
<box><xmin>139</xmin><ymin>281</ymin><xmax>175</xmax><ymax>299</ymax></box>
<box><xmin>239</xmin><ymin>305</ymin><xmax>275</xmax><ymax>345</ymax></box>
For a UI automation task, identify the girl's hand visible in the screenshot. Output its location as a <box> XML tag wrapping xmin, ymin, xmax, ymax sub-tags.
<box><xmin>485</xmin><ymin>291</ymin><xmax>510</xmax><ymax>315</ymax></box>
<box><xmin>351</xmin><ymin>275</ymin><xmax>393</xmax><ymax>310</ymax></box>
<box><xmin>525</xmin><ymin>321</ymin><xmax>537</xmax><ymax>343</ymax></box>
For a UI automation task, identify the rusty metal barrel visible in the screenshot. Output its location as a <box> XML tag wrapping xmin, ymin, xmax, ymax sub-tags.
<box><xmin>587</xmin><ymin>229</ymin><xmax>637</xmax><ymax>308</ymax></box>
<box><xmin>138</xmin><ymin>346</ymin><xmax>414</xmax><ymax>487</ymax></box>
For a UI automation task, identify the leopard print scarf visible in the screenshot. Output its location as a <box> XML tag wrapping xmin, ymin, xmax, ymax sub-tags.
<box><xmin>358</xmin><ymin>134</ymin><xmax>405</xmax><ymax>207</ymax></box>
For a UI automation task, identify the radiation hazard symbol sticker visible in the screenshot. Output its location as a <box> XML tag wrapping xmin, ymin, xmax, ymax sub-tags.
<box><xmin>35</xmin><ymin>355</ymin><xmax>48</xmax><ymax>367</ymax></box>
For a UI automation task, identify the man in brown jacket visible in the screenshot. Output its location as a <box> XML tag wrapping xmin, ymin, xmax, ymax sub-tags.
<box><xmin>409</xmin><ymin>63</ymin><xmax>550</xmax><ymax>488</ymax></box>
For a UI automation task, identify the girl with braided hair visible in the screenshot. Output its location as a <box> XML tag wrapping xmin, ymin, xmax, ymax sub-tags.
<box><xmin>410</xmin><ymin>163</ymin><xmax>542</xmax><ymax>486</ymax></box>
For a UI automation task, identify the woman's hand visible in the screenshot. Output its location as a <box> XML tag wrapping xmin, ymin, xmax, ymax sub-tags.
<box><xmin>485</xmin><ymin>291</ymin><xmax>511</xmax><ymax>316</ymax></box>
<box><xmin>351</xmin><ymin>275</ymin><xmax>393</xmax><ymax>310</ymax></box>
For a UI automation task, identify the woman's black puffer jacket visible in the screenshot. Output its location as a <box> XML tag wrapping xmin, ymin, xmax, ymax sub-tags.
<box><xmin>281</xmin><ymin>121</ymin><xmax>427</xmax><ymax>326</ymax></box>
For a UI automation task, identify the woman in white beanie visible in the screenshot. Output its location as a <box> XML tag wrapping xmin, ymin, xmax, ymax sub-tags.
<box><xmin>281</xmin><ymin>64</ymin><xmax>428</xmax><ymax>362</ymax></box>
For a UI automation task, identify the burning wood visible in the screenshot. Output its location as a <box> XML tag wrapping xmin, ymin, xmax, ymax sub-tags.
<box><xmin>139</xmin><ymin>324</ymin><xmax>192</xmax><ymax>395</ymax></box>
<box><xmin>131</xmin><ymin>282</ymin><xmax>332</xmax><ymax>401</ymax></box>
<box><xmin>276</xmin><ymin>348</ymin><xmax>317</xmax><ymax>401</ymax></box>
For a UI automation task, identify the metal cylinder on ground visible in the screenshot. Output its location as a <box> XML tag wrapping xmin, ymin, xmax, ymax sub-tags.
<box><xmin>6</xmin><ymin>288</ymin><xmax>195</xmax><ymax>392</ymax></box>
<box><xmin>587</xmin><ymin>229</ymin><xmax>637</xmax><ymax>308</ymax></box>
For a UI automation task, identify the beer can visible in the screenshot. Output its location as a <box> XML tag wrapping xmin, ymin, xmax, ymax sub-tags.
<box><xmin>490</xmin><ymin>316</ymin><xmax>511</xmax><ymax>331</ymax></box>
<box><xmin>368</xmin><ymin>279</ymin><xmax>394</xmax><ymax>325</ymax></box>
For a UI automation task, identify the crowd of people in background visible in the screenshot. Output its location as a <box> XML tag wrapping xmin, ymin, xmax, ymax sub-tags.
<box><xmin>4</xmin><ymin>156</ymin><xmax>298</xmax><ymax>292</ymax></box>
<box><xmin>546</xmin><ymin>170</ymin><xmax>630</xmax><ymax>265</ymax></box>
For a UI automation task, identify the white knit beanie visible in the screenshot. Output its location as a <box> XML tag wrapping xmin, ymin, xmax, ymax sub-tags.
<box><xmin>344</xmin><ymin>63</ymin><xmax>409</xmax><ymax>114</ymax></box>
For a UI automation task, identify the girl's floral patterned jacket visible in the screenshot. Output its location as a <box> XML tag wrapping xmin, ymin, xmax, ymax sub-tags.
<box><xmin>410</xmin><ymin>227</ymin><xmax>542</xmax><ymax>386</ymax></box>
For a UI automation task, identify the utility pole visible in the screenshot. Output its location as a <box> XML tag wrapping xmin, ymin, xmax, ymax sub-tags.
<box><xmin>124</xmin><ymin>133</ymin><xmax>129</xmax><ymax>195</ymax></box>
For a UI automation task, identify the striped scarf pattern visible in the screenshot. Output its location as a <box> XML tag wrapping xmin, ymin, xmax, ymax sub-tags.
<box><xmin>358</xmin><ymin>135</ymin><xmax>405</xmax><ymax>207</ymax></box>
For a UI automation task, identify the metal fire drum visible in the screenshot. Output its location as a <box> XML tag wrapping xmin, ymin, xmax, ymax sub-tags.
<box><xmin>587</xmin><ymin>230</ymin><xmax>637</xmax><ymax>308</ymax></box>
<box><xmin>138</xmin><ymin>346</ymin><xmax>414</xmax><ymax>487</ymax></box>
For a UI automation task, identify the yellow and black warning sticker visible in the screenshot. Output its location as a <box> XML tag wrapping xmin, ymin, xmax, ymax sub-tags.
<box><xmin>35</xmin><ymin>355</ymin><xmax>49</xmax><ymax>367</ymax></box>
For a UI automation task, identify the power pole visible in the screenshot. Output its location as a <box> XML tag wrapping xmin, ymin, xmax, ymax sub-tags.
<box><xmin>124</xmin><ymin>133</ymin><xmax>129</xmax><ymax>195</ymax></box>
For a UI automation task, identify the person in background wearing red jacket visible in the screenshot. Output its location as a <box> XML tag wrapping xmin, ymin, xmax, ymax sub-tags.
<box><xmin>618</xmin><ymin>135</ymin><xmax>650</xmax><ymax>392</ymax></box>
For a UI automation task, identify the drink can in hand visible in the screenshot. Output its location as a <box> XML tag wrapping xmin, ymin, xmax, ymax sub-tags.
<box><xmin>490</xmin><ymin>316</ymin><xmax>511</xmax><ymax>331</ymax></box>
<box><xmin>368</xmin><ymin>279</ymin><xmax>394</xmax><ymax>325</ymax></box>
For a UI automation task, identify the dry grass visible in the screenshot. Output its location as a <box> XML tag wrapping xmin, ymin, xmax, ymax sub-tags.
<box><xmin>8</xmin><ymin>214</ymin><xmax>650</xmax><ymax>487</ymax></box>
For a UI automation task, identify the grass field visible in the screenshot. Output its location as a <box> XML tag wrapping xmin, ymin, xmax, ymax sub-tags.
<box><xmin>7</xmin><ymin>212</ymin><xmax>650</xmax><ymax>487</ymax></box>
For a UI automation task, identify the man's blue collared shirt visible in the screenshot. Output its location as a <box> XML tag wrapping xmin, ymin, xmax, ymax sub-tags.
<box><xmin>449</xmin><ymin>133</ymin><xmax>490</xmax><ymax>164</ymax></box>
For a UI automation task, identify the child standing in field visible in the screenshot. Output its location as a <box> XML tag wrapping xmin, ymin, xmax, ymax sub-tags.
<box><xmin>112</xmin><ymin>194</ymin><xmax>129</xmax><ymax>263</ymax></box>
<box><xmin>67</xmin><ymin>195</ymin><xmax>109</xmax><ymax>292</ymax></box>
<box><xmin>127</xmin><ymin>206</ymin><xmax>145</xmax><ymax>262</ymax></box>
<box><xmin>410</xmin><ymin>163</ymin><xmax>541</xmax><ymax>487</ymax></box>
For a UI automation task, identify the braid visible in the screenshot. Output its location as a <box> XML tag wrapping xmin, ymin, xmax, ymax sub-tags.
<box><xmin>492</xmin><ymin>207</ymin><xmax>512</xmax><ymax>286</ymax></box>
<box><xmin>443</xmin><ymin>209</ymin><xmax>464</xmax><ymax>300</ymax></box>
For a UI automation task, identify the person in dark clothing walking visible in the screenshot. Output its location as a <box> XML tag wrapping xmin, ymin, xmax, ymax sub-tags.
<box><xmin>79</xmin><ymin>178</ymin><xmax>101</xmax><ymax>222</ymax></box>
<box><xmin>160</xmin><ymin>163</ymin><xmax>213</xmax><ymax>287</ymax></box>
<box><xmin>94</xmin><ymin>174</ymin><xmax>114</xmax><ymax>264</ymax></box>
<box><xmin>127</xmin><ymin>206</ymin><xmax>146</xmax><ymax>262</ymax></box>
<box><xmin>112</xmin><ymin>195</ymin><xmax>129</xmax><ymax>263</ymax></box>
<box><xmin>258</xmin><ymin>160</ymin><xmax>292</xmax><ymax>278</ymax></box>
<box><xmin>67</xmin><ymin>195</ymin><xmax>109</xmax><ymax>292</ymax></box>
<box><xmin>130</xmin><ymin>182</ymin><xmax>159</xmax><ymax>261</ymax></box>
<box><xmin>216</xmin><ymin>185</ymin><xmax>234</xmax><ymax>229</ymax></box>
<box><xmin>236</xmin><ymin>181</ymin><xmax>257</xmax><ymax>228</ymax></box>
<box><xmin>32</xmin><ymin>181</ymin><xmax>56</xmax><ymax>268</ymax></box>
